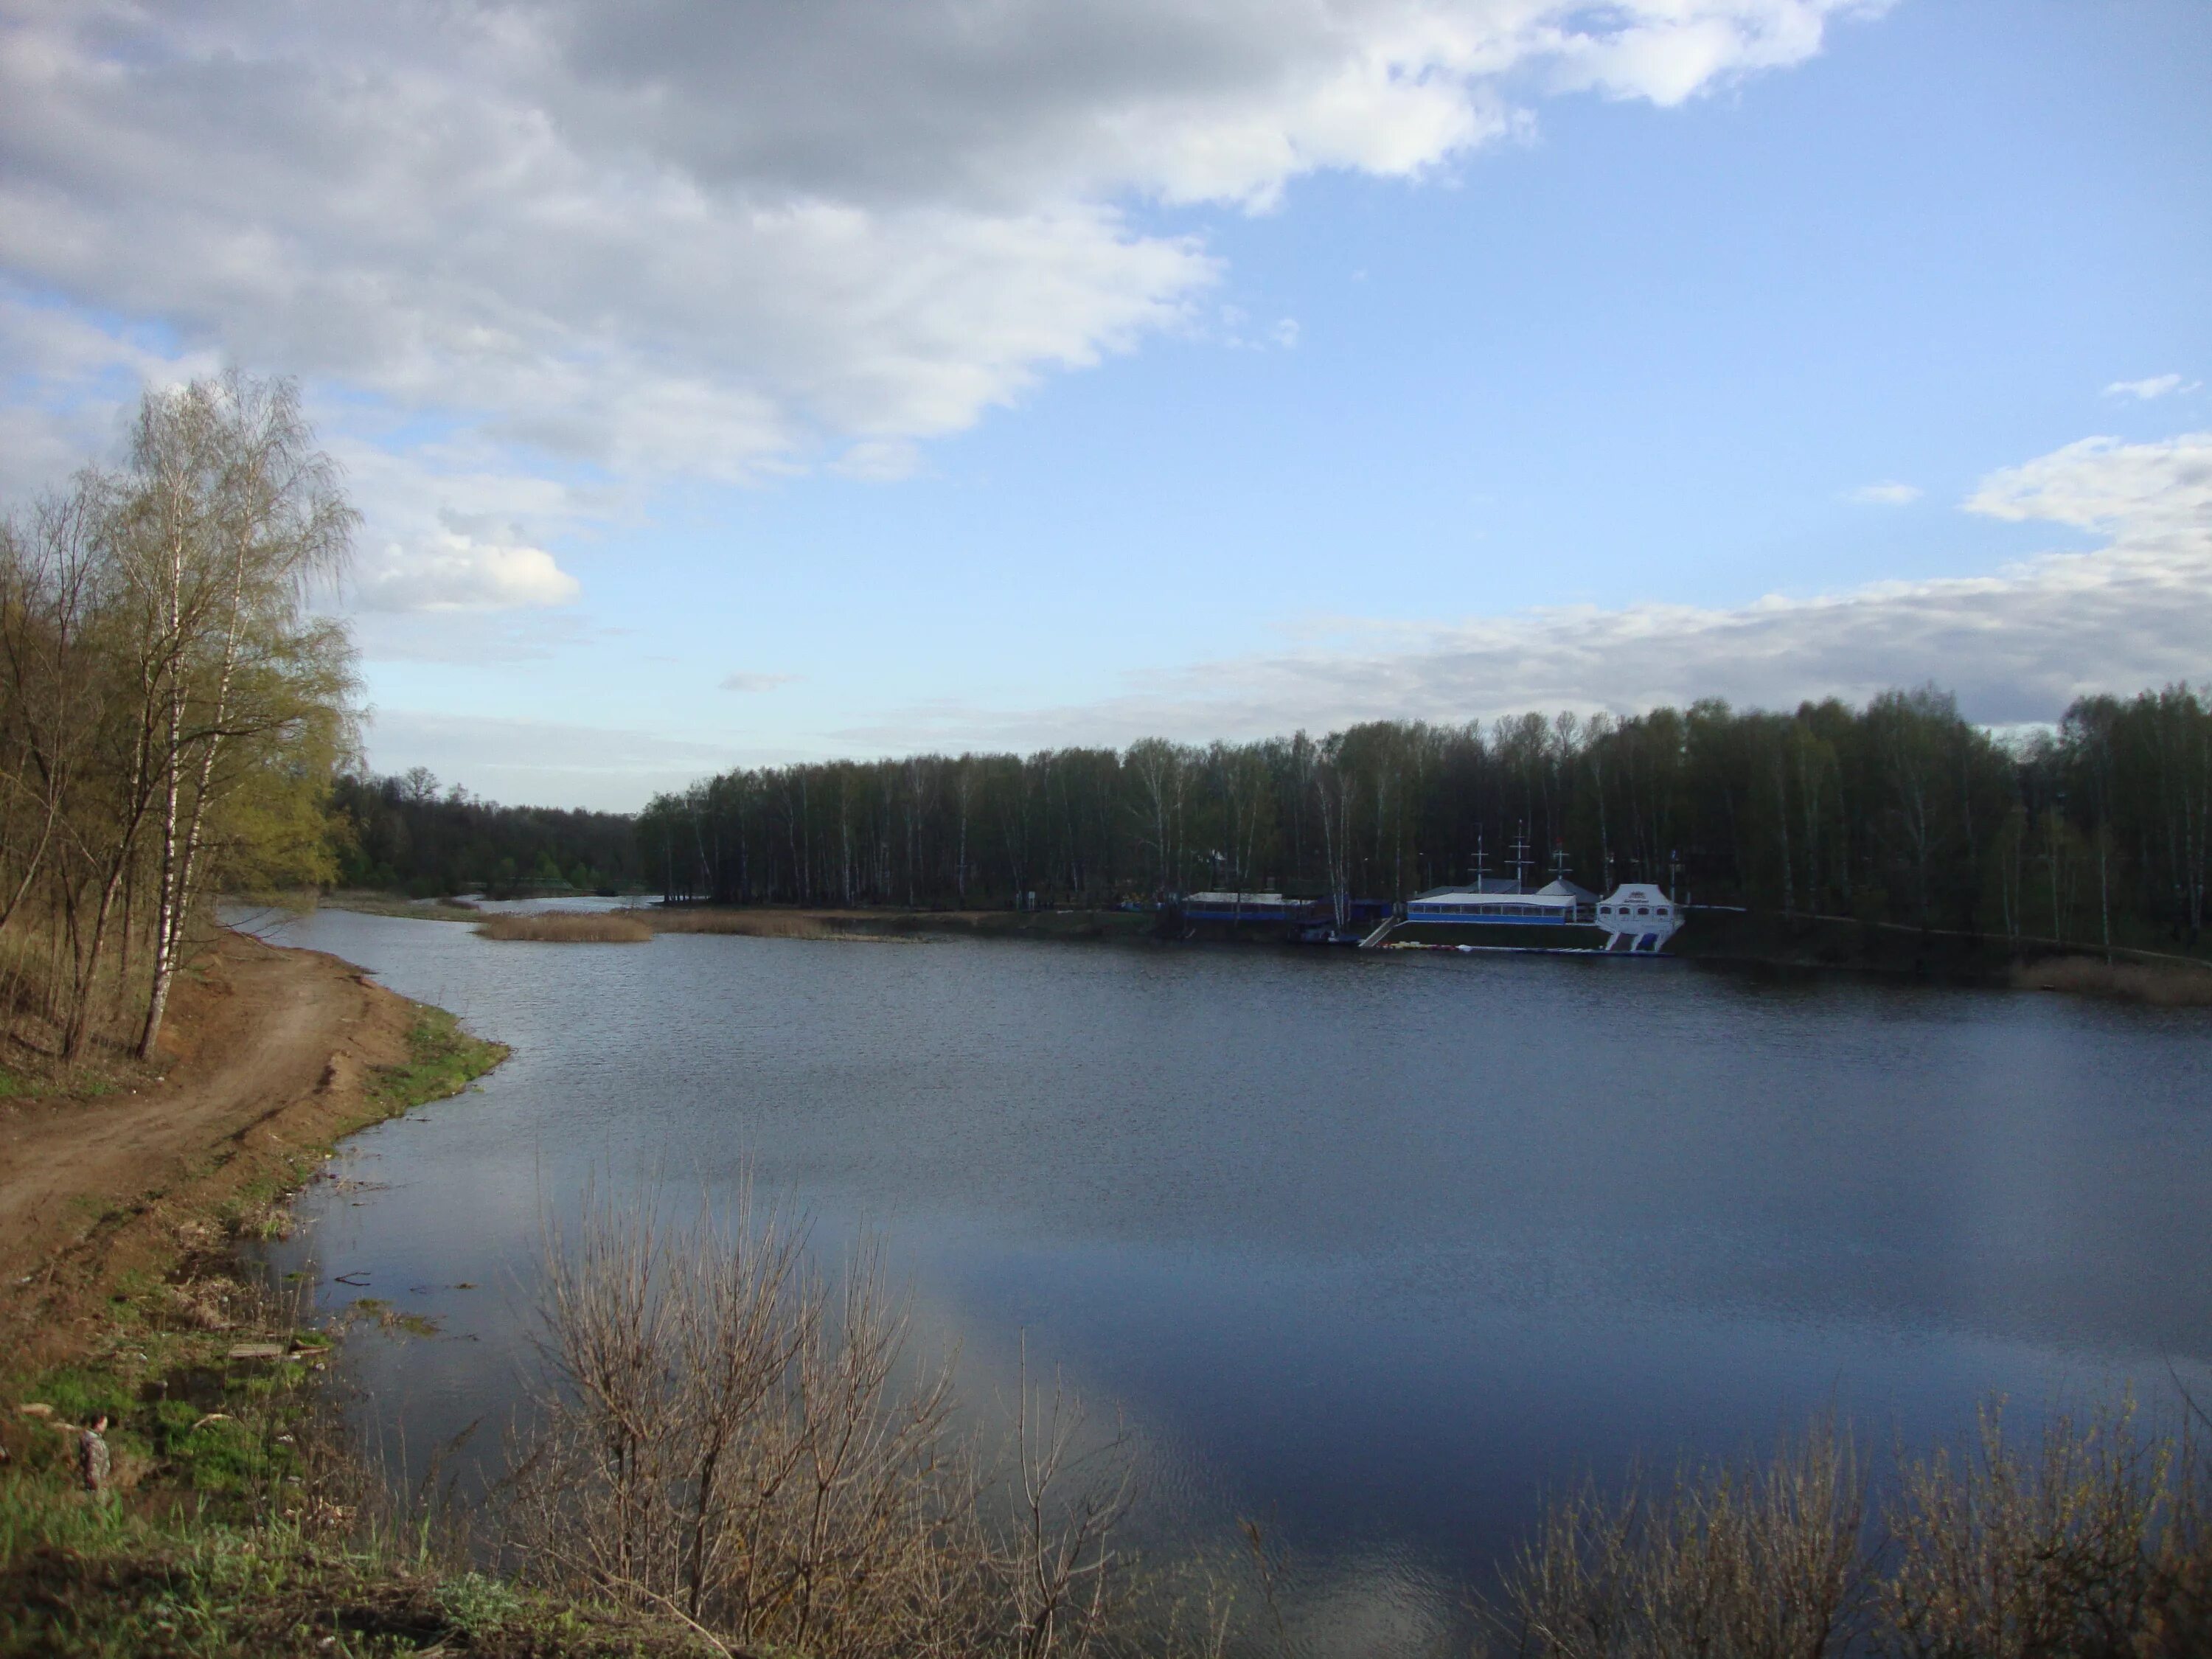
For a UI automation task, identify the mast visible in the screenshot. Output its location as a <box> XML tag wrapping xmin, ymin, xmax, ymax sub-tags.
<box><xmin>1509</xmin><ymin>823</ymin><xmax>1533</xmax><ymax>894</ymax></box>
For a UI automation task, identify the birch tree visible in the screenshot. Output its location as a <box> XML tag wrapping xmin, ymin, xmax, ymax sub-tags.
<box><xmin>117</xmin><ymin>374</ymin><xmax>356</xmax><ymax>1058</ymax></box>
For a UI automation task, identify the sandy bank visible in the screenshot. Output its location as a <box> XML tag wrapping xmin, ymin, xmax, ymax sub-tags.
<box><xmin>0</xmin><ymin>927</ymin><xmax>503</xmax><ymax>1371</ymax></box>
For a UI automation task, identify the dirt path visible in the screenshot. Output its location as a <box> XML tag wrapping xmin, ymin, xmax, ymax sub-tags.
<box><xmin>0</xmin><ymin>928</ymin><xmax>425</xmax><ymax>1366</ymax></box>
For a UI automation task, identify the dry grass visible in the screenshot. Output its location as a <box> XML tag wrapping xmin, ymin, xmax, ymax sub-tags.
<box><xmin>476</xmin><ymin>911</ymin><xmax>653</xmax><ymax>944</ymax></box>
<box><xmin>1487</xmin><ymin>1405</ymin><xmax>2212</xmax><ymax>1658</ymax></box>
<box><xmin>1495</xmin><ymin>1420</ymin><xmax>1865</xmax><ymax>1659</ymax></box>
<box><xmin>2012</xmin><ymin>956</ymin><xmax>2212</xmax><ymax>1007</ymax></box>
<box><xmin>648</xmin><ymin>908</ymin><xmax>841</xmax><ymax>939</ymax></box>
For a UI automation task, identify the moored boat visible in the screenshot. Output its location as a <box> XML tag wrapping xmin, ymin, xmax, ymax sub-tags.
<box><xmin>1374</xmin><ymin>875</ymin><xmax>1685</xmax><ymax>955</ymax></box>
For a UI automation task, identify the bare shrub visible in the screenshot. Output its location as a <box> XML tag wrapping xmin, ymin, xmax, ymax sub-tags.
<box><xmin>475</xmin><ymin>911</ymin><xmax>652</xmax><ymax>943</ymax></box>
<box><xmin>2010</xmin><ymin>956</ymin><xmax>2212</xmax><ymax>1008</ymax></box>
<box><xmin>1873</xmin><ymin>1405</ymin><xmax>2205</xmax><ymax>1659</ymax></box>
<box><xmin>1492</xmin><ymin>1419</ymin><xmax>1865</xmax><ymax>1659</ymax></box>
<box><xmin>501</xmin><ymin>1184</ymin><xmax>1141</xmax><ymax>1658</ymax></box>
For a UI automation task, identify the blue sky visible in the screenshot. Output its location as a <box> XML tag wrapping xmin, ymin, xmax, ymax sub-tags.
<box><xmin>3</xmin><ymin>0</ymin><xmax>2208</xmax><ymax>807</ymax></box>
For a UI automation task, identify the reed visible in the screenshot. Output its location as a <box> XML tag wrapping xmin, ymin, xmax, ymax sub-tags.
<box><xmin>647</xmin><ymin>908</ymin><xmax>838</xmax><ymax>938</ymax></box>
<box><xmin>475</xmin><ymin>911</ymin><xmax>653</xmax><ymax>944</ymax></box>
<box><xmin>2012</xmin><ymin>955</ymin><xmax>2212</xmax><ymax>1007</ymax></box>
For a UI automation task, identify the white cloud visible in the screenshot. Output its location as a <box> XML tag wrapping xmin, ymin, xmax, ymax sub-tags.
<box><xmin>720</xmin><ymin>671</ymin><xmax>800</xmax><ymax>693</ymax></box>
<box><xmin>1963</xmin><ymin>431</ymin><xmax>2212</xmax><ymax>533</ymax></box>
<box><xmin>834</xmin><ymin>431</ymin><xmax>2212</xmax><ymax>748</ymax></box>
<box><xmin>0</xmin><ymin>0</ymin><xmax>1884</xmax><ymax>512</ymax></box>
<box><xmin>1848</xmin><ymin>480</ymin><xmax>1920</xmax><ymax>505</ymax></box>
<box><xmin>2103</xmin><ymin>374</ymin><xmax>2197</xmax><ymax>401</ymax></box>
<box><xmin>355</xmin><ymin>533</ymin><xmax>580</xmax><ymax>612</ymax></box>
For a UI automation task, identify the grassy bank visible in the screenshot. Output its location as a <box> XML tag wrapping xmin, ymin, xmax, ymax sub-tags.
<box><xmin>0</xmin><ymin>1000</ymin><xmax>680</xmax><ymax>1658</ymax></box>
<box><xmin>293</xmin><ymin>888</ymin><xmax>484</xmax><ymax>922</ymax></box>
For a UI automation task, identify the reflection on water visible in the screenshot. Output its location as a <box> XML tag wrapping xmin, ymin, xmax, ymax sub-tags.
<box><xmin>247</xmin><ymin>905</ymin><xmax>2212</xmax><ymax>1654</ymax></box>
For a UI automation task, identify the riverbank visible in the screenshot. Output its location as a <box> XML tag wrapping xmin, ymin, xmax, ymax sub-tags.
<box><xmin>0</xmin><ymin>928</ymin><xmax>716</xmax><ymax>1655</ymax></box>
<box><xmin>305</xmin><ymin>884</ymin><xmax>2212</xmax><ymax>1015</ymax></box>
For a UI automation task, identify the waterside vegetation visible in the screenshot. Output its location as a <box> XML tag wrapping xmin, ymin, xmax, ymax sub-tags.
<box><xmin>1489</xmin><ymin>1408</ymin><xmax>2212</xmax><ymax>1658</ymax></box>
<box><xmin>475</xmin><ymin>911</ymin><xmax>652</xmax><ymax>943</ymax></box>
<box><xmin>1</xmin><ymin>997</ymin><xmax>526</xmax><ymax>1655</ymax></box>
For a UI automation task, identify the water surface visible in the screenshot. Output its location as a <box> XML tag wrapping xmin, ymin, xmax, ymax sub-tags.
<box><xmin>247</xmin><ymin>906</ymin><xmax>2212</xmax><ymax>1652</ymax></box>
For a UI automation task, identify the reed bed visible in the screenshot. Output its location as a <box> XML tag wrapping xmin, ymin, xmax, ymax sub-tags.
<box><xmin>649</xmin><ymin>908</ymin><xmax>838</xmax><ymax>938</ymax></box>
<box><xmin>2013</xmin><ymin>955</ymin><xmax>2212</xmax><ymax>1007</ymax></box>
<box><xmin>474</xmin><ymin>911</ymin><xmax>653</xmax><ymax>944</ymax></box>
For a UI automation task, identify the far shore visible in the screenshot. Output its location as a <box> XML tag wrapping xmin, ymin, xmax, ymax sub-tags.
<box><xmin>302</xmin><ymin>888</ymin><xmax>2212</xmax><ymax>1004</ymax></box>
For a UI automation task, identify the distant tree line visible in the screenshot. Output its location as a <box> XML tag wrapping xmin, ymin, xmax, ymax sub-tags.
<box><xmin>0</xmin><ymin>374</ymin><xmax>356</xmax><ymax>1060</ymax></box>
<box><xmin>331</xmin><ymin>768</ymin><xmax>643</xmax><ymax>897</ymax></box>
<box><xmin>639</xmin><ymin>684</ymin><xmax>2212</xmax><ymax>953</ymax></box>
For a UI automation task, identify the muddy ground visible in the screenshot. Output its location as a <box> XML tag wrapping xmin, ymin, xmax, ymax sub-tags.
<box><xmin>0</xmin><ymin>929</ymin><xmax>441</xmax><ymax>1373</ymax></box>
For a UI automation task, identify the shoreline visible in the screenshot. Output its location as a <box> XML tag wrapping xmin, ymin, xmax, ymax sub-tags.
<box><xmin>0</xmin><ymin>930</ymin><xmax>696</xmax><ymax>1655</ymax></box>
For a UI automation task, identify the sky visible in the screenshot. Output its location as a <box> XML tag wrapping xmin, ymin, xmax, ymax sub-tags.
<box><xmin>2</xmin><ymin>0</ymin><xmax>2208</xmax><ymax>810</ymax></box>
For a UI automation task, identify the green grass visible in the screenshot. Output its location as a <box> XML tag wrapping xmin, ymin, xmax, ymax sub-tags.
<box><xmin>364</xmin><ymin>1009</ymin><xmax>508</xmax><ymax>1118</ymax></box>
<box><xmin>0</xmin><ymin>1478</ymin><xmax>706</xmax><ymax>1657</ymax></box>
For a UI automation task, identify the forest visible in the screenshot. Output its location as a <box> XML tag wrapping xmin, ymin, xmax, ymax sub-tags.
<box><xmin>330</xmin><ymin>768</ymin><xmax>642</xmax><ymax>897</ymax></box>
<box><xmin>639</xmin><ymin>685</ymin><xmax>2212</xmax><ymax>956</ymax></box>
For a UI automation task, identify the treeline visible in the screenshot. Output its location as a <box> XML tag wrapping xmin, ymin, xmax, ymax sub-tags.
<box><xmin>641</xmin><ymin>686</ymin><xmax>2212</xmax><ymax>953</ymax></box>
<box><xmin>331</xmin><ymin>768</ymin><xmax>642</xmax><ymax>897</ymax></box>
<box><xmin>0</xmin><ymin>374</ymin><xmax>355</xmax><ymax>1061</ymax></box>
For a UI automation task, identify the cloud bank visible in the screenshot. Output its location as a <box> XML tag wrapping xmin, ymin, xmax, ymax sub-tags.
<box><xmin>840</xmin><ymin>431</ymin><xmax>2212</xmax><ymax>751</ymax></box>
<box><xmin>1</xmin><ymin>0</ymin><xmax>1884</xmax><ymax>608</ymax></box>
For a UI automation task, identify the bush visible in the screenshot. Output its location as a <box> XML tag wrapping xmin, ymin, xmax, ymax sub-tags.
<box><xmin>499</xmin><ymin>1185</ymin><xmax>1138</xmax><ymax>1658</ymax></box>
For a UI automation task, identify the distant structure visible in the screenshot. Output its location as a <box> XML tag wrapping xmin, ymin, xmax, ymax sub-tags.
<box><xmin>1180</xmin><ymin>891</ymin><xmax>1312</xmax><ymax>922</ymax></box>
<box><xmin>1404</xmin><ymin>877</ymin><xmax>1597</xmax><ymax>927</ymax></box>
<box><xmin>1593</xmin><ymin>883</ymin><xmax>1682</xmax><ymax>953</ymax></box>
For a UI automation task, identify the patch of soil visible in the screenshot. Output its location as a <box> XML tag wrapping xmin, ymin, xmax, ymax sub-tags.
<box><xmin>0</xmin><ymin>928</ymin><xmax>425</xmax><ymax>1373</ymax></box>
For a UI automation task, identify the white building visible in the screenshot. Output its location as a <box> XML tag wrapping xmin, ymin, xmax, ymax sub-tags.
<box><xmin>1405</xmin><ymin>877</ymin><xmax>1596</xmax><ymax>926</ymax></box>
<box><xmin>1596</xmin><ymin>883</ymin><xmax>1681</xmax><ymax>952</ymax></box>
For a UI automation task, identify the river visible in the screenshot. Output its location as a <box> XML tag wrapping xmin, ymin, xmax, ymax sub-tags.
<box><xmin>246</xmin><ymin>905</ymin><xmax>2212</xmax><ymax>1654</ymax></box>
